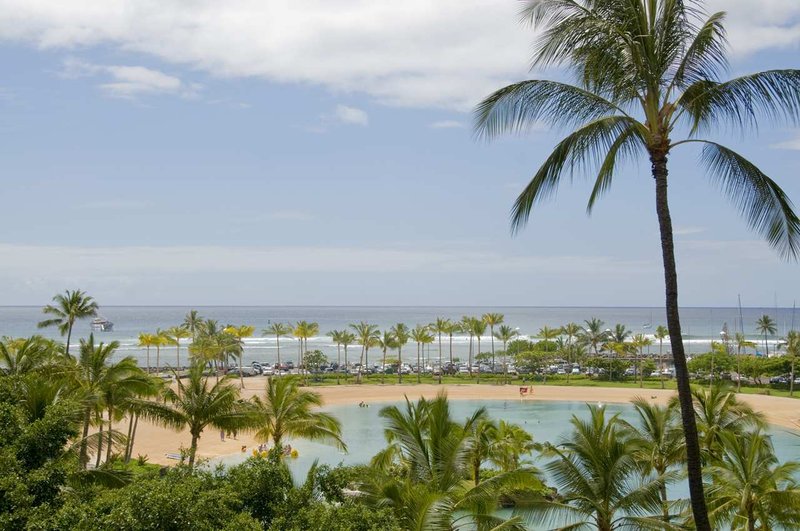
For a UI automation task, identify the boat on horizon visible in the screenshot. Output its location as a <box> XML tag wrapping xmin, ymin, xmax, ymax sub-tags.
<box><xmin>91</xmin><ymin>317</ymin><xmax>114</xmax><ymax>332</ymax></box>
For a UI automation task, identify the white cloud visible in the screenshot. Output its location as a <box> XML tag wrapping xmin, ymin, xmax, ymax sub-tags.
<box><xmin>0</xmin><ymin>243</ymin><xmax>652</xmax><ymax>277</ymax></box>
<box><xmin>772</xmin><ymin>133</ymin><xmax>800</xmax><ymax>151</ymax></box>
<box><xmin>0</xmin><ymin>2</ymin><xmax>797</xmax><ymax>110</ymax></box>
<box><xmin>61</xmin><ymin>57</ymin><xmax>200</xmax><ymax>99</ymax></box>
<box><xmin>429</xmin><ymin>120</ymin><xmax>464</xmax><ymax>129</ymax></box>
<box><xmin>334</xmin><ymin>105</ymin><xmax>368</xmax><ymax>126</ymax></box>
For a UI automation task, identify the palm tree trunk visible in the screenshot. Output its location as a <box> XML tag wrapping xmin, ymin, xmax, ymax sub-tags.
<box><xmin>106</xmin><ymin>406</ymin><xmax>114</xmax><ymax>463</ymax></box>
<box><xmin>276</xmin><ymin>336</ymin><xmax>281</xmax><ymax>374</ymax></box>
<box><xmin>124</xmin><ymin>412</ymin><xmax>135</xmax><ymax>463</ymax></box>
<box><xmin>653</xmin><ymin>154</ymin><xmax>710</xmax><ymax>531</ymax></box>
<box><xmin>660</xmin><ymin>483</ymin><xmax>669</xmax><ymax>521</ymax></box>
<box><xmin>438</xmin><ymin>334</ymin><xmax>443</xmax><ymax>384</ymax></box>
<box><xmin>95</xmin><ymin>412</ymin><xmax>104</xmax><ymax>468</ymax></box>
<box><xmin>156</xmin><ymin>346</ymin><xmax>161</xmax><ymax>375</ymax></box>
<box><xmin>490</xmin><ymin>325</ymin><xmax>496</xmax><ymax>374</ymax></box>
<box><xmin>398</xmin><ymin>347</ymin><xmax>403</xmax><ymax>384</ymax></box>
<box><xmin>80</xmin><ymin>406</ymin><xmax>91</xmax><ymax>468</ymax></box>
<box><xmin>503</xmin><ymin>340</ymin><xmax>508</xmax><ymax>384</ymax></box>
<box><xmin>336</xmin><ymin>343</ymin><xmax>341</xmax><ymax>385</ymax></box>
<box><xmin>417</xmin><ymin>342</ymin><xmax>421</xmax><ymax>384</ymax></box>
<box><xmin>791</xmin><ymin>357</ymin><xmax>795</xmax><ymax>397</ymax></box>
<box><xmin>449</xmin><ymin>334</ymin><xmax>454</xmax><ymax>367</ymax></box>
<box><xmin>127</xmin><ymin>413</ymin><xmax>139</xmax><ymax>462</ymax></box>
<box><xmin>660</xmin><ymin>340</ymin><xmax>665</xmax><ymax>390</ymax></box>
<box><xmin>188</xmin><ymin>433</ymin><xmax>199</xmax><ymax>469</ymax></box>
<box><xmin>239</xmin><ymin>345</ymin><xmax>245</xmax><ymax>390</ymax></box>
<box><xmin>381</xmin><ymin>346</ymin><xmax>387</xmax><ymax>385</ymax></box>
<box><xmin>65</xmin><ymin>321</ymin><xmax>73</xmax><ymax>357</ymax></box>
<box><xmin>344</xmin><ymin>344</ymin><xmax>349</xmax><ymax>384</ymax></box>
<box><xmin>476</xmin><ymin>336</ymin><xmax>481</xmax><ymax>383</ymax></box>
<box><xmin>146</xmin><ymin>346</ymin><xmax>151</xmax><ymax>374</ymax></box>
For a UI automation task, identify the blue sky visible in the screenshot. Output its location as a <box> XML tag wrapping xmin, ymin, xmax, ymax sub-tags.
<box><xmin>0</xmin><ymin>0</ymin><xmax>799</xmax><ymax>306</ymax></box>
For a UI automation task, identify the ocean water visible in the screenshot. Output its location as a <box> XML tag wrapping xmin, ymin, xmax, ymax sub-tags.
<box><xmin>1</xmin><ymin>305</ymin><xmax>796</xmax><ymax>366</ymax></box>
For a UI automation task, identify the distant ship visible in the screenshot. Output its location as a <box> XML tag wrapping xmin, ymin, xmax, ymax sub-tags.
<box><xmin>91</xmin><ymin>317</ymin><xmax>114</xmax><ymax>332</ymax></box>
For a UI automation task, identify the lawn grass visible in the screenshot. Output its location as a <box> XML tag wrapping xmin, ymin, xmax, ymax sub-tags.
<box><xmin>295</xmin><ymin>372</ymin><xmax>800</xmax><ymax>398</ymax></box>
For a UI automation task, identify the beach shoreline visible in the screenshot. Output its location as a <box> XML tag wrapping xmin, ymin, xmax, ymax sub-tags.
<box><xmin>126</xmin><ymin>377</ymin><xmax>800</xmax><ymax>466</ymax></box>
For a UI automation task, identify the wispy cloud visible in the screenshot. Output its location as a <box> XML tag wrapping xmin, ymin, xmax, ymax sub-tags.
<box><xmin>772</xmin><ymin>133</ymin><xmax>800</xmax><ymax>151</ymax></box>
<box><xmin>80</xmin><ymin>199</ymin><xmax>153</xmax><ymax>210</ymax></box>
<box><xmin>334</xmin><ymin>105</ymin><xmax>368</xmax><ymax>126</ymax></box>
<box><xmin>268</xmin><ymin>210</ymin><xmax>313</xmax><ymax>221</ymax></box>
<box><xmin>429</xmin><ymin>120</ymin><xmax>464</xmax><ymax>129</ymax></box>
<box><xmin>673</xmin><ymin>226</ymin><xmax>707</xmax><ymax>236</ymax></box>
<box><xmin>61</xmin><ymin>57</ymin><xmax>201</xmax><ymax>100</ymax></box>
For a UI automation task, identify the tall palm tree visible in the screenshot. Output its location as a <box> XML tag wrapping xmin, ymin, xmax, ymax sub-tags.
<box><xmin>561</xmin><ymin>322</ymin><xmax>581</xmax><ymax>383</ymax></box>
<box><xmin>482</xmin><ymin>313</ymin><xmax>504</xmax><ymax>373</ymax></box>
<box><xmin>705</xmin><ymin>429</ymin><xmax>800</xmax><ymax>530</ymax></box>
<box><xmin>376</xmin><ymin>331</ymin><xmax>396</xmax><ymax>385</ymax></box>
<box><xmin>293</xmin><ymin>321</ymin><xmax>318</xmax><ymax>385</ymax></box>
<box><xmin>263</xmin><ymin>322</ymin><xmax>291</xmax><ymax>373</ymax></box>
<box><xmin>135</xmin><ymin>363</ymin><xmax>253</xmax><ymax>468</ymax></box>
<box><xmin>164</xmin><ymin>326</ymin><xmax>191</xmax><ymax>374</ymax></box>
<box><xmin>327</xmin><ymin>329</ymin><xmax>345</xmax><ymax>385</ymax></box>
<box><xmin>224</xmin><ymin>324</ymin><xmax>255</xmax><ymax>389</ymax></box>
<box><xmin>580</xmin><ymin>318</ymin><xmax>606</xmax><ymax>356</ymax></box>
<box><xmin>461</xmin><ymin>316</ymin><xmax>476</xmax><ymax>377</ymax></box>
<box><xmin>341</xmin><ymin>330</ymin><xmax>356</xmax><ymax>383</ymax></box>
<box><xmin>475</xmin><ymin>2</ymin><xmax>800</xmax><ymax>526</ymax></box>
<box><xmin>390</xmin><ymin>323</ymin><xmax>410</xmax><ymax>384</ymax></box>
<box><xmin>410</xmin><ymin>325</ymin><xmax>430</xmax><ymax>384</ymax></box>
<box><xmin>37</xmin><ymin>289</ymin><xmax>99</xmax><ymax>357</ymax></box>
<box><xmin>137</xmin><ymin>332</ymin><xmax>156</xmax><ymax>374</ymax></box>
<box><xmin>620</xmin><ymin>397</ymin><xmax>685</xmax><ymax>520</ymax></box>
<box><xmin>632</xmin><ymin>334</ymin><xmax>653</xmax><ymax>388</ymax></box>
<box><xmin>494</xmin><ymin>324</ymin><xmax>518</xmax><ymax>384</ymax></box>
<box><xmin>466</xmin><ymin>418</ymin><xmax>498</xmax><ymax>486</ymax></box>
<box><xmin>734</xmin><ymin>332</ymin><xmax>756</xmax><ymax>392</ymax></box>
<box><xmin>182</xmin><ymin>310</ymin><xmax>204</xmax><ymax>341</ymax></box>
<box><xmin>445</xmin><ymin>320</ymin><xmax>459</xmax><ymax>368</ymax></box>
<box><xmin>431</xmin><ymin>317</ymin><xmax>452</xmax><ymax>384</ymax></box>
<box><xmin>780</xmin><ymin>330</ymin><xmax>800</xmax><ymax>397</ymax></box>
<box><xmin>470</xmin><ymin>318</ymin><xmax>488</xmax><ymax>382</ymax></box>
<box><xmin>350</xmin><ymin>322</ymin><xmax>379</xmax><ymax>384</ymax></box>
<box><xmin>251</xmin><ymin>376</ymin><xmax>346</xmax><ymax>452</ymax></box>
<box><xmin>153</xmin><ymin>329</ymin><xmax>168</xmax><ymax>375</ymax></box>
<box><xmin>529</xmin><ymin>405</ymin><xmax>672</xmax><ymax>530</ymax></box>
<box><xmin>655</xmin><ymin>325</ymin><xmax>669</xmax><ymax>389</ymax></box>
<box><xmin>756</xmin><ymin>314</ymin><xmax>777</xmax><ymax>357</ymax></box>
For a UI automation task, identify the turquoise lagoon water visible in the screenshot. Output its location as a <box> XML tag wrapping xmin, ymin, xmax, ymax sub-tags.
<box><xmin>217</xmin><ymin>398</ymin><xmax>800</xmax><ymax>485</ymax></box>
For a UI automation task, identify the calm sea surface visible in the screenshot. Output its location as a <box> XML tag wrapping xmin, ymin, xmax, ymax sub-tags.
<box><xmin>1</xmin><ymin>305</ymin><xmax>797</xmax><ymax>365</ymax></box>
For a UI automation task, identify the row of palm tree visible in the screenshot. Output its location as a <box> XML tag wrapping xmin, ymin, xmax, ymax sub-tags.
<box><xmin>0</xmin><ymin>334</ymin><xmax>347</xmax><ymax>472</ymax></box>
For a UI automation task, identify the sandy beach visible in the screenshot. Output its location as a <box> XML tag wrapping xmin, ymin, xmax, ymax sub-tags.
<box><xmin>126</xmin><ymin>378</ymin><xmax>800</xmax><ymax>466</ymax></box>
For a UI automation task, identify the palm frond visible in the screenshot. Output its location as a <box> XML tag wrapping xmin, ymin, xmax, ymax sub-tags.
<box><xmin>693</xmin><ymin>141</ymin><xmax>800</xmax><ymax>259</ymax></box>
<box><xmin>511</xmin><ymin>115</ymin><xmax>642</xmax><ymax>233</ymax></box>
<box><xmin>474</xmin><ymin>80</ymin><xmax>626</xmax><ymax>138</ymax></box>
<box><xmin>679</xmin><ymin>70</ymin><xmax>800</xmax><ymax>133</ymax></box>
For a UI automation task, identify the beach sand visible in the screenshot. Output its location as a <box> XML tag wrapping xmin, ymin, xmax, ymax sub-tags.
<box><xmin>124</xmin><ymin>377</ymin><xmax>800</xmax><ymax>466</ymax></box>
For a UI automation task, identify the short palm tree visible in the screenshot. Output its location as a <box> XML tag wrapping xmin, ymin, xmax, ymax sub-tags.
<box><xmin>678</xmin><ymin>386</ymin><xmax>765</xmax><ymax>461</ymax></box>
<box><xmin>561</xmin><ymin>322</ymin><xmax>581</xmax><ymax>383</ymax></box>
<box><xmin>476</xmin><ymin>2</ymin><xmax>800</xmax><ymax>526</ymax></box>
<box><xmin>491</xmin><ymin>420</ymin><xmax>536</xmax><ymax>473</ymax></box>
<box><xmin>620</xmin><ymin>397</ymin><xmax>685</xmax><ymax>520</ymax></box>
<box><xmin>153</xmin><ymin>329</ymin><xmax>167</xmax><ymax>375</ymax></box>
<box><xmin>250</xmin><ymin>376</ymin><xmax>346</xmax><ymax>452</ymax></box>
<box><xmin>263</xmin><ymin>322</ymin><xmax>291</xmax><ymax>372</ymax></box>
<box><xmin>137</xmin><ymin>332</ymin><xmax>157</xmax><ymax>374</ymax></box>
<box><xmin>580</xmin><ymin>318</ymin><xmax>606</xmax><ymax>356</ymax></box>
<box><xmin>482</xmin><ymin>313</ymin><xmax>504</xmax><ymax>372</ymax></box>
<box><xmin>756</xmin><ymin>315</ymin><xmax>777</xmax><ymax>356</ymax></box>
<box><xmin>182</xmin><ymin>310</ymin><xmax>204</xmax><ymax>341</ymax></box>
<box><xmin>340</xmin><ymin>330</ymin><xmax>356</xmax><ymax>383</ymax></box>
<box><xmin>135</xmin><ymin>362</ymin><xmax>253</xmax><ymax>468</ymax></box>
<box><xmin>37</xmin><ymin>289</ymin><xmax>99</xmax><ymax>356</ymax></box>
<box><xmin>529</xmin><ymin>405</ymin><xmax>672</xmax><ymax>530</ymax></box>
<box><xmin>224</xmin><ymin>324</ymin><xmax>255</xmax><ymax>389</ymax></box>
<box><xmin>495</xmin><ymin>324</ymin><xmax>519</xmax><ymax>384</ymax></box>
<box><xmin>350</xmin><ymin>321</ymin><xmax>380</xmax><ymax>383</ymax></box>
<box><xmin>706</xmin><ymin>429</ymin><xmax>800</xmax><ymax>530</ymax></box>
<box><xmin>0</xmin><ymin>335</ymin><xmax>58</xmax><ymax>375</ymax></box>
<box><xmin>365</xmin><ymin>393</ymin><xmax>538</xmax><ymax>530</ymax></box>
<box><xmin>390</xmin><ymin>323</ymin><xmax>410</xmax><ymax>383</ymax></box>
